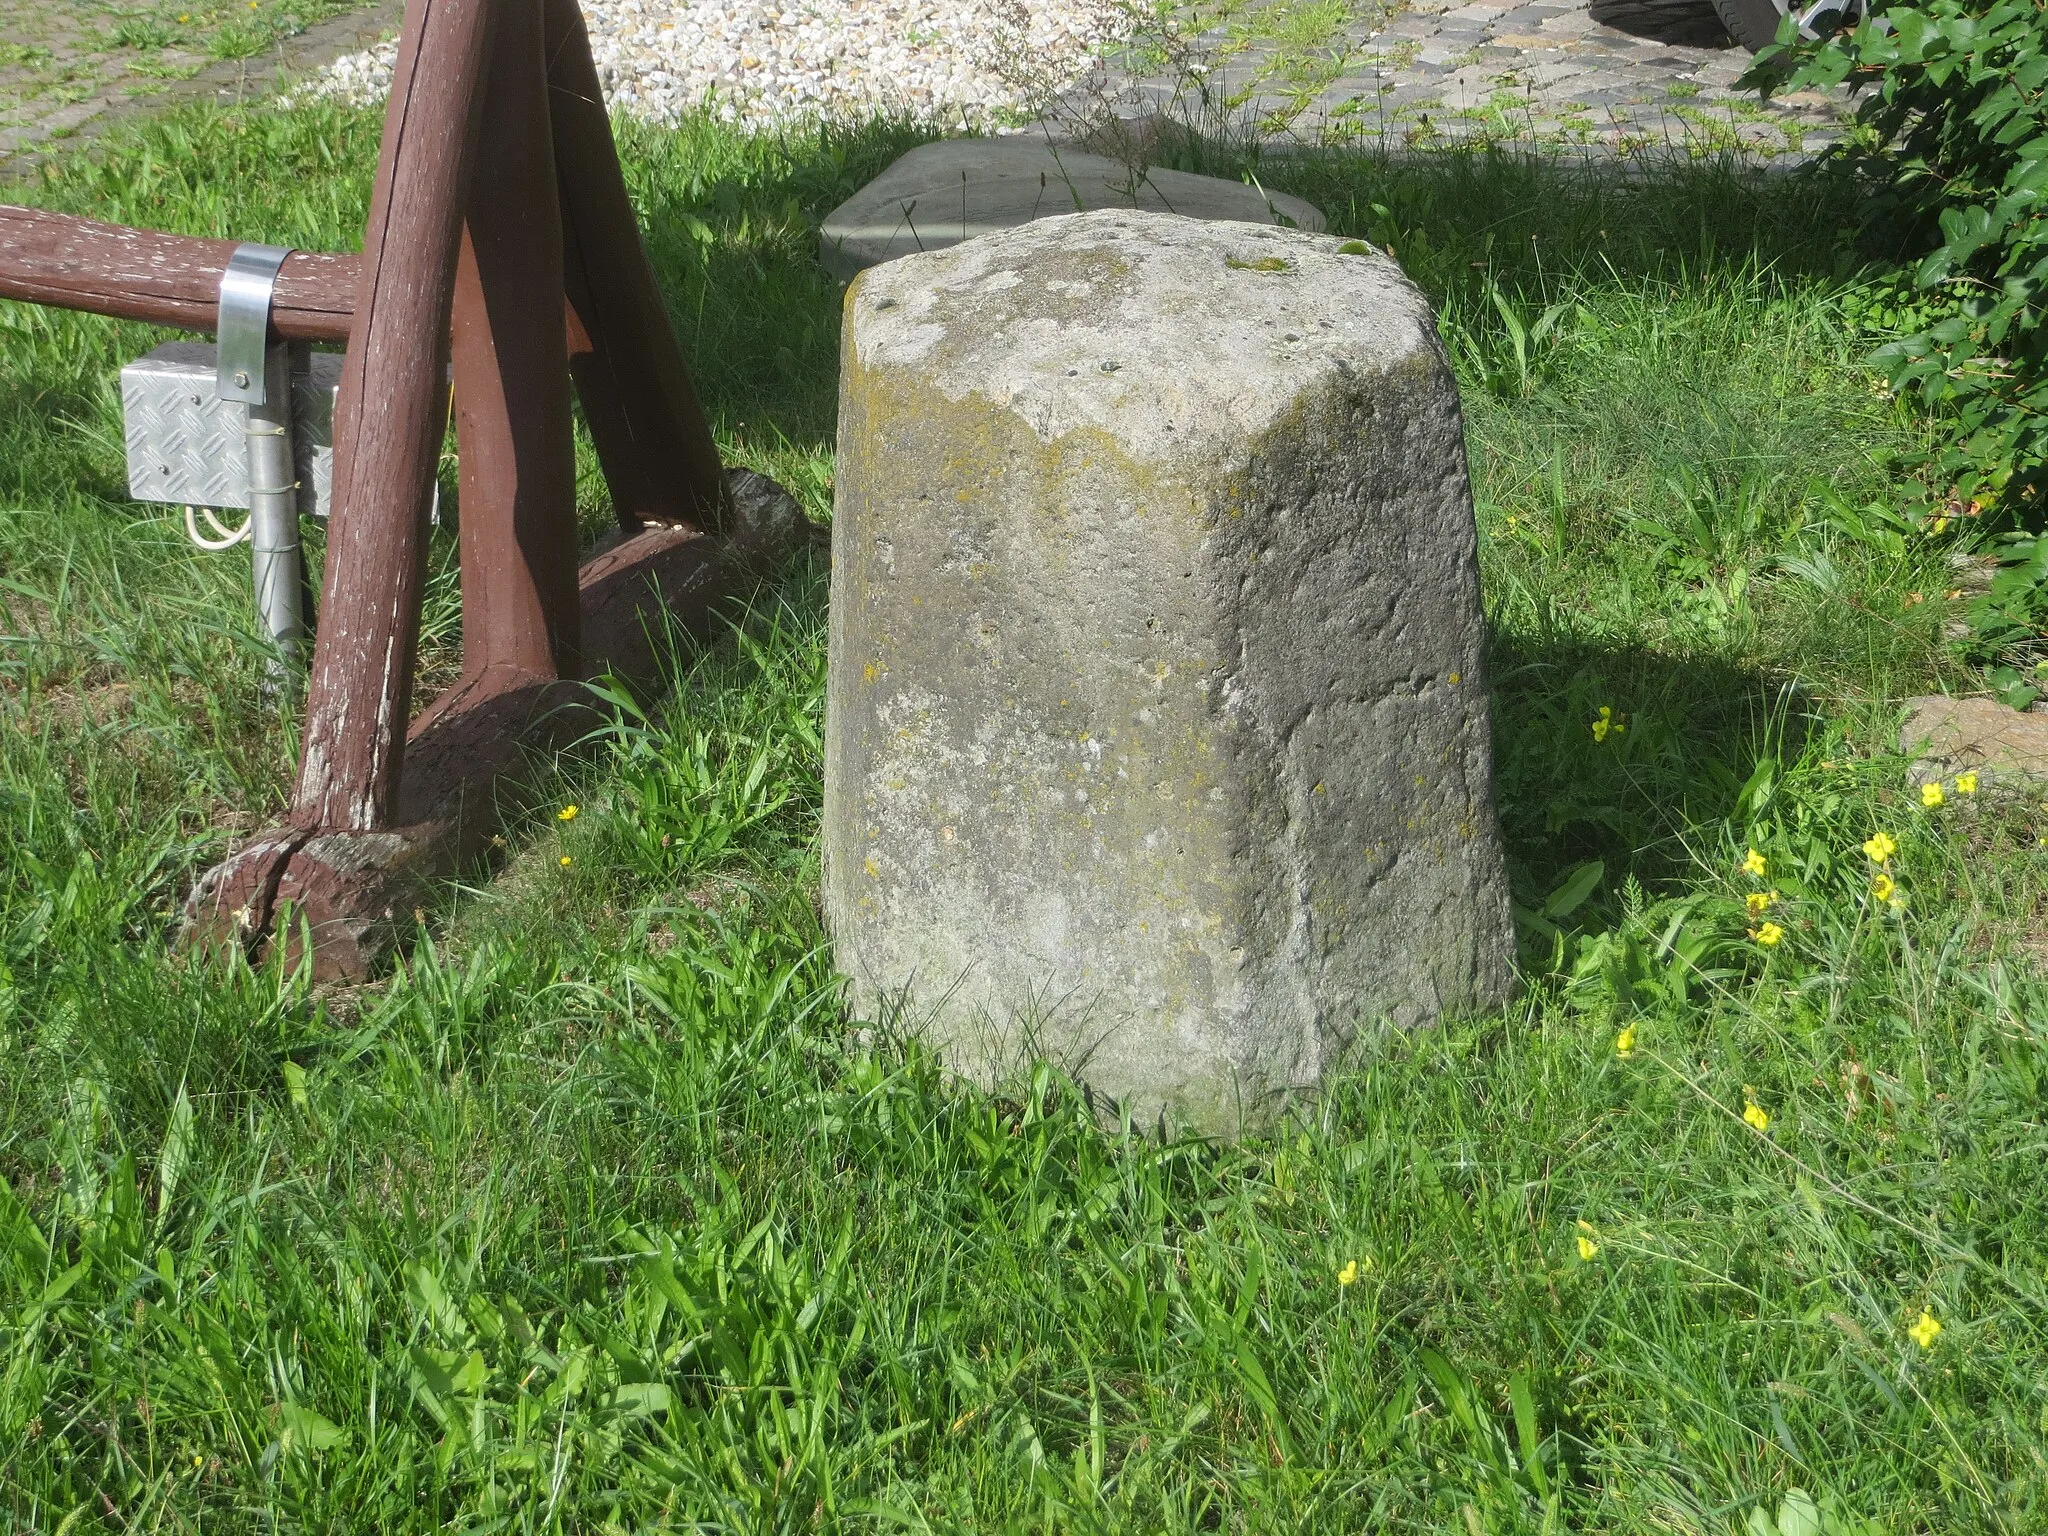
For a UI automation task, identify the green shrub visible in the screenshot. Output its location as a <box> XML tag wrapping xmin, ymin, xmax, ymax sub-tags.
<box><xmin>1763</xmin><ymin>0</ymin><xmax>2048</xmax><ymax>513</ymax></box>
<box><xmin>1758</xmin><ymin>0</ymin><xmax>2048</xmax><ymax>662</ymax></box>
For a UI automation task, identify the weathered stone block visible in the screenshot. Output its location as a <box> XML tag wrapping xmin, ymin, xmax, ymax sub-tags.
<box><xmin>824</xmin><ymin>208</ymin><xmax>1515</xmax><ymax>1135</ymax></box>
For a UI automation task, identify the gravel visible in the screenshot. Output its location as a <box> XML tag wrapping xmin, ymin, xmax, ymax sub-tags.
<box><xmin>303</xmin><ymin>0</ymin><xmax>1137</xmax><ymax>130</ymax></box>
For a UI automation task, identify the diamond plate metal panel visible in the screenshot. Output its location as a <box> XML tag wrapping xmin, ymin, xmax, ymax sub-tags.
<box><xmin>122</xmin><ymin>341</ymin><xmax>341</xmax><ymax>518</ymax></box>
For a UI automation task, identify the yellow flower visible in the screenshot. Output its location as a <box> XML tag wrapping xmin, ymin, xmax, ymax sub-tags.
<box><xmin>1743</xmin><ymin>1100</ymin><xmax>1771</xmax><ymax>1132</ymax></box>
<box><xmin>1752</xmin><ymin>921</ymin><xmax>1784</xmax><ymax>947</ymax></box>
<box><xmin>1921</xmin><ymin>781</ymin><xmax>1945</xmax><ymax>809</ymax></box>
<box><xmin>1956</xmin><ymin>771</ymin><xmax>1978</xmax><ymax>795</ymax></box>
<box><xmin>1862</xmin><ymin>831</ymin><xmax>1897</xmax><ymax>864</ymax></box>
<box><xmin>1742</xmin><ymin>848</ymin><xmax>1768</xmax><ymax>877</ymax></box>
<box><xmin>1337</xmin><ymin>1259</ymin><xmax>1360</xmax><ymax>1286</ymax></box>
<box><xmin>1614</xmin><ymin>1024</ymin><xmax>1635</xmax><ymax>1057</ymax></box>
<box><xmin>558</xmin><ymin>804</ymin><xmax>579</xmax><ymax>822</ymax></box>
<box><xmin>558</xmin><ymin>855</ymin><xmax>573</xmax><ymax>868</ymax></box>
<box><xmin>1908</xmin><ymin>1309</ymin><xmax>1942</xmax><ymax>1349</ymax></box>
<box><xmin>1745</xmin><ymin>890</ymin><xmax>1777</xmax><ymax>920</ymax></box>
<box><xmin>1872</xmin><ymin>871</ymin><xmax>1896</xmax><ymax>902</ymax></box>
<box><xmin>1577</xmin><ymin>1234</ymin><xmax>1599</xmax><ymax>1261</ymax></box>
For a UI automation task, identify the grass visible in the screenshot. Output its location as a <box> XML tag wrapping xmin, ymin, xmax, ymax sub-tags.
<box><xmin>0</xmin><ymin>99</ymin><xmax>2045</xmax><ymax>1534</ymax></box>
<box><xmin>0</xmin><ymin>0</ymin><xmax>390</xmax><ymax>143</ymax></box>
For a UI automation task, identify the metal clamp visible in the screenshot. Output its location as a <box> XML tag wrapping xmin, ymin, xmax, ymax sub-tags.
<box><xmin>216</xmin><ymin>242</ymin><xmax>306</xmax><ymax>675</ymax></box>
<box><xmin>216</xmin><ymin>243</ymin><xmax>293</xmax><ymax>404</ymax></box>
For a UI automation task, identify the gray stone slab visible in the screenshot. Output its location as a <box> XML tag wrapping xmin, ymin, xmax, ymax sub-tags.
<box><xmin>1901</xmin><ymin>696</ymin><xmax>2048</xmax><ymax>787</ymax></box>
<box><xmin>818</xmin><ymin>139</ymin><xmax>1325</xmax><ymax>280</ymax></box>
<box><xmin>826</xmin><ymin>209</ymin><xmax>1517</xmax><ymax>1135</ymax></box>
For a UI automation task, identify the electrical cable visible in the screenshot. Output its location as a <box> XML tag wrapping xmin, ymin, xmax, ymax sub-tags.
<box><xmin>182</xmin><ymin>502</ymin><xmax>252</xmax><ymax>550</ymax></box>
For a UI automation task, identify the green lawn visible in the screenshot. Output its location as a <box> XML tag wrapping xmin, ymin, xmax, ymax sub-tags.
<box><xmin>1</xmin><ymin>104</ymin><xmax>2044</xmax><ymax>1533</ymax></box>
<box><xmin>0</xmin><ymin>0</ymin><xmax>392</xmax><ymax>151</ymax></box>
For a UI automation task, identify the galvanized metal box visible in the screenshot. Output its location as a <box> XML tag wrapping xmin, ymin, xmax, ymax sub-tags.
<box><xmin>122</xmin><ymin>341</ymin><xmax>342</xmax><ymax>518</ymax></box>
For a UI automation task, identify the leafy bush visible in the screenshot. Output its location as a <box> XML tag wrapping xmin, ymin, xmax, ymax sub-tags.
<box><xmin>1763</xmin><ymin>0</ymin><xmax>2048</xmax><ymax>513</ymax></box>
<box><xmin>1757</xmin><ymin>0</ymin><xmax>2048</xmax><ymax>661</ymax></box>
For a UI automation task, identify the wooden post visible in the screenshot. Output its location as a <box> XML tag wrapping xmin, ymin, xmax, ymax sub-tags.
<box><xmin>293</xmin><ymin>0</ymin><xmax>501</xmax><ymax>833</ymax></box>
<box><xmin>450</xmin><ymin>0</ymin><xmax>580</xmax><ymax>681</ymax></box>
<box><xmin>542</xmin><ymin>0</ymin><xmax>727</xmax><ymax>533</ymax></box>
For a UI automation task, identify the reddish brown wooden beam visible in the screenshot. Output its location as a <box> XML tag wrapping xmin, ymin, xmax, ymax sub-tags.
<box><xmin>294</xmin><ymin>0</ymin><xmax>502</xmax><ymax>834</ymax></box>
<box><xmin>451</xmin><ymin>0</ymin><xmax>581</xmax><ymax>681</ymax></box>
<box><xmin>543</xmin><ymin>0</ymin><xmax>727</xmax><ymax>533</ymax></box>
<box><xmin>0</xmin><ymin>206</ymin><xmax>358</xmax><ymax>340</ymax></box>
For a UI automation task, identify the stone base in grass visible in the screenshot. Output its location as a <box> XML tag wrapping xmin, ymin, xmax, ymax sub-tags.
<box><xmin>822</xmin><ymin>207</ymin><xmax>1515</xmax><ymax>1136</ymax></box>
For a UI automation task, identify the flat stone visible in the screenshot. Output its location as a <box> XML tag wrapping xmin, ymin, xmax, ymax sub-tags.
<box><xmin>824</xmin><ymin>208</ymin><xmax>1517</xmax><ymax>1135</ymax></box>
<box><xmin>1900</xmin><ymin>696</ymin><xmax>2048</xmax><ymax>786</ymax></box>
<box><xmin>818</xmin><ymin>139</ymin><xmax>1324</xmax><ymax>279</ymax></box>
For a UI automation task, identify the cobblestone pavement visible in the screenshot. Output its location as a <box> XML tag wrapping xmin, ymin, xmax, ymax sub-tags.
<box><xmin>0</xmin><ymin>0</ymin><xmax>397</xmax><ymax>169</ymax></box>
<box><xmin>1083</xmin><ymin>0</ymin><xmax>1847</xmax><ymax>157</ymax></box>
<box><xmin>0</xmin><ymin>0</ymin><xmax>1847</xmax><ymax>169</ymax></box>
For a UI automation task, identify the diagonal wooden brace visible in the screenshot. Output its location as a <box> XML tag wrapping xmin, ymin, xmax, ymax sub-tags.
<box><xmin>185</xmin><ymin>497</ymin><xmax>813</xmax><ymax>979</ymax></box>
<box><xmin>452</xmin><ymin>0</ymin><xmax>581</xmax><ymax>683</ymax></box>
<box><xmin>544</xmin><ymin>0</ymin><xmax>728</xmax><ymax>535</ymax></box>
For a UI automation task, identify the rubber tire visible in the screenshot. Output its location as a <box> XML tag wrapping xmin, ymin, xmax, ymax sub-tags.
<box><xmin>1710</xmin><ymin>0</ymin><xmax>1791</xmax><ymax>49</ymax></box>
<box><xmin>1586</xmin><ymin>0</ymin><xmax>1733</xmax><ymax>48</ymax></box>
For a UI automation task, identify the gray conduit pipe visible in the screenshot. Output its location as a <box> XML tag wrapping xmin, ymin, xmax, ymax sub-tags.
<box><xmin>217</xmin><ymin>243</ymin><xmax>306</xmax><ymax>670</ymax></box>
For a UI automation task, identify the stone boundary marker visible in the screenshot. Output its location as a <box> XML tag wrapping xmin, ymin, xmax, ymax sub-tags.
<box><xmin>824</xmin><ymin>207</ymin><xmax>1516</xmax><ymax>1137</ymax></box>
<box><xmin>818</xmin><ymin>137</ymin><xmax>1324</xmax><ymax>279</ymax></box>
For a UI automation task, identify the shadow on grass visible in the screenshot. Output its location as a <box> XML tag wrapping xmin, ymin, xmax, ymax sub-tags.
<box><xmin>1133</xmin><ymin>134</ymin><xmax>1899</xmax><ymax>308</ymax></box>
<box><xmin>1490</xmin><ymin>634</ymin><xmax>1816</xmax><ymax>938</ymax></box>
<box><xmin>616</xmin><ymin>117</ymin><xmax>932</xmax><ymax>460</ymax></box>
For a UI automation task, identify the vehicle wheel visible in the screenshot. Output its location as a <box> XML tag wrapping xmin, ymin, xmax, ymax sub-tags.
<box><xmin>1709</xmin><ymin>0</ymin><xmax>1860</xmax><ymax>50</ymax></box>
<box><xmin>1586</xmin><ymin>0</ymin><xmax>1732</xmax><ymax>48</ymax></box>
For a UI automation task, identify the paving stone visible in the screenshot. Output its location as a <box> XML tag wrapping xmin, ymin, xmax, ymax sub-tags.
<box><xmin>1900</xmin><ymin>697</ymin><xmax>2048</xmax><ymax>787</ymax></box>
<box><xmin>818</xmin><ymin>138</ymin><xmax>1324</xmax><ymax>278</ymax></box>
<box><xmin>1063</xmin><ymin>0</ymin><xmax>1848</xmax><ymax>158</ymax></box>
<box><xmin>0</xmin><ymin>0</ymin><xmax>402</xmax><ymax>173</ymax></box>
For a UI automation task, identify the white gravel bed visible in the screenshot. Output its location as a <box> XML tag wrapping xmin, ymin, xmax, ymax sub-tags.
<box><xmin>302</xmin><ymin>1</ymin><xmax>1138</xmax><ymax>130</ymax></box>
